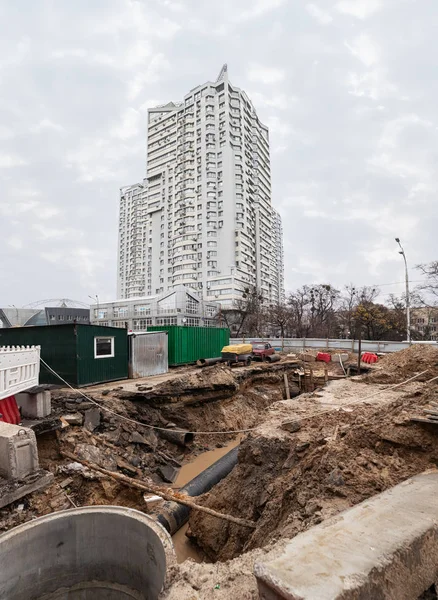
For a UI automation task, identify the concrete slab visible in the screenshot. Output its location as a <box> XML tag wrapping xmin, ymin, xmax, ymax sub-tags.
<box><xmin>0</xmin><ymin>470</ymin><xmax>53</xmax><ymax>509</ymax></box>
<box><xmin>255</xmin><ymin>471</ymin><xmax>438</xmax><ymax>600</ymax></box>
<box><xmin>0</xmin><ymin>423</ymin><xmax>39</xmax><ymax>480</ymax></box>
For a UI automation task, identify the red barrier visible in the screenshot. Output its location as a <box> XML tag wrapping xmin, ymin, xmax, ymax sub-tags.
<box><xmin>362</xmin><ymin>352</ymin><xmax>378</xmax><ymax>364</ymax></box>
<box><xmin>316</xmin><ymin>352</ymin><xmax>331</xmax><ymax>363</ymax></box>
<box><xmin>0</xmin><ymin>396</ymin><xmax>21</xmax><ymax>424</ymax></box>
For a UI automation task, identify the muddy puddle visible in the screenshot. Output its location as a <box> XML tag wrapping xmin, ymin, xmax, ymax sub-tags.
<box><xmin>171</xmin><ymin>437</ymin><xmax>241</xmax><ymax>563</ymax></box>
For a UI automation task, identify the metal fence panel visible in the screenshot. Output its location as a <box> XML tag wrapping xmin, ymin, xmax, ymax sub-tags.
<box><xmin>129</xmin><ymin>332</ymin><xmax>168</xmax><ymax>378</ymax></box>
<box><xmin>229</xmin><ymin>338</ymin><xmax>432</xmax><ymax>354</ymax></box>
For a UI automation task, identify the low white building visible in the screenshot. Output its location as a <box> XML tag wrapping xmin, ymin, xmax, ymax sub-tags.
<box><xmin>90</xmin><ymin>285</ymin><xmax>221</xmax><ymax>331</ymax></box>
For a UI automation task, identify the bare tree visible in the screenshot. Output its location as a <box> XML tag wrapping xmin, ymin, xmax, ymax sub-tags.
<box><xmin>338</xmin><ymin>285</ymin><xmax>379</xmax><ymax>337</ymax></box>
<box><xmin>266</xmin><ymin>301</ymin><xmax>293</xmax><ymax>338</ymax></box>
<box><xmin>221</xmin><ymin>286</ymin><xmax>266</xmax><ymax>337</ymax></box>
<box><xmin>417</xmin><ymin>261</ymin><xmax>438</xmax><ymax>305</ymax></box>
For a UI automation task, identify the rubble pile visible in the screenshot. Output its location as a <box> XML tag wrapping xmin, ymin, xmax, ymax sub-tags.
<box><xmin>0</xmin><ymin>362</ymin><xmax>298</xmax><ymax>534</ymax></box>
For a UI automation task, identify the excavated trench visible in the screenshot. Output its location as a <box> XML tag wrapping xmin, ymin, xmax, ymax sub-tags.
<box><xmin>0</xmin><ymin>362</ymin><xmax>303</xmax><ymax>568</ymax></box>
<box><xmin>185</xmin><ymin>382</ymin><xmax>438</xmax><ymax>563</ymax></box>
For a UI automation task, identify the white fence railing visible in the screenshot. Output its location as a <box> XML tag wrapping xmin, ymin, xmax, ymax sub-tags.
<box><xmin>229</xmin><ymin>338</ymin><xmax>436</xmax><ymax>354</ymax></box>
<box><xmin>0</xmin><ymin>346</ymin><xmax>40</xmax><ymax>400</ymax></box>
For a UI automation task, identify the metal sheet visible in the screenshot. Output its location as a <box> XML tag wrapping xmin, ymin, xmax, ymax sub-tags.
<box><xmin>129</xmin><ymin>332</ymin><xmax>168</xmax><ymax>378</ymax></box>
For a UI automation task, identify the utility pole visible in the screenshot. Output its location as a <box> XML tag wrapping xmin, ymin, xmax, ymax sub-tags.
<box><xmin>395</xmin><ymin>238</ymin><xmax>411</xmax><ymax>343</ymax></box>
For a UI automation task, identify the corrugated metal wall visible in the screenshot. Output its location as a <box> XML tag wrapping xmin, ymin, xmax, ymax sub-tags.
<box><xmin>129</xmin><ymin>332</ymin><xmax>168</xmax><ymax>378</ymax></box>
<box><xmin>0</xmin><ymin>325</ymin><xmax>77</xmax><ymax>385</ymax></box>
<box><xmin>77</xmin><ymin>325</ymin><xmax>128</xmax><ymax>386</ymax></box>
<box><xmin>0</xmin><ymin>325</ymin><xmax>128</xmax><ymax>386</ymax></box>
<box><xmin>147</xmin><ymin>326</ymin><xmax>229</xmax><ymax>366</ymax></box>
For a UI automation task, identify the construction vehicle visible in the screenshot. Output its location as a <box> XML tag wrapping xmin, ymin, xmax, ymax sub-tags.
<box><xmin>221</xmin><ymin>344</ymin><xmax>253</xmax><ymax>366</ymax></box>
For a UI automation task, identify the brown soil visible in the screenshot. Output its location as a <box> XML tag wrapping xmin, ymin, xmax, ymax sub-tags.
<box><xmin>188</xmin><ymin>371</ymin><xmax>438</xmax><ymax>561</ymax></box>
<box><xmin>362</xmin><ymin>344</ymin><xmax>438</xmax><ymax>384</ymax></box>
<box><xmin>0</xmin><ymin>363</ymin><xmax>294</xmax><ymax>535</ymax></box>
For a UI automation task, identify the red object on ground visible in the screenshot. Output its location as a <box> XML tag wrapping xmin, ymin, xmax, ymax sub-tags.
<box><xmin>362</xmin><ymin>352</ymin><xmax>378</xmax><ymax>364</ymax></box>
<box><xmin>0</xmin><ymin>396</ymin><xmax>21</xmax><ymax>425</ymax></box>
<box><xmin>316</xmin><ymin>352</ymin><xmax>331</xmax><ymax>363</ymax></box>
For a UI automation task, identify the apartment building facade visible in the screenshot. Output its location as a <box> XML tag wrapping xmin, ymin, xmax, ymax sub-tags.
<box><xmin>117</xmin><ymin>65</ymin><xmax>285</xmax><ymax>307</ymax></box>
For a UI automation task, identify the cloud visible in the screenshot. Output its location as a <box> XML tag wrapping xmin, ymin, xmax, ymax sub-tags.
<box><xmin>347</xmin><ymin>69</ymin><xmax>397</xmax><ymax>100</ymax></box>
<box><xmin>127</xmin><ymin>53</ymin><xmax>171</xmax><ymax>100</ymax></box>
<box><xmin>265</xmin><ymin>116</ymin><xmax>292</xmax><ymax>137</ymax></box>
<box><xmin>345</xmin><ymin>34</ymin><xmax>380</xmax><ymax>67</ymax></box>
<box><xmin>335</xmin><ymin>0</ymin><xmax>383</xmax><ymax>19</ymax></box>
<box><xmin>237</xmin><ymin>0</ymin><xmax>286</xmax><ymax>20</ymax></box>
<box><xmin>92</xmin><ymin>2</ymin><xmax>181</xmax><ymax>40</ymax></box>
<box><xmin>32</xmin><ymin>223</ymin><xmax>83</xmax><ymax>240</ymax></box>
<box><xmin>0</xmin><ymin>126</ymin><xmax>15</xmax><ymax>140</ymax></box>
<box><xmin>6</xmin><ymin>237</ymin><xmax>23</xmax><ymax>250</ymax></box>
<box><xmin>247</xmin><ymin>64</ymin><xmax>285</xmax><ymax>85</ymax></box>
<box><xmin>30</xmin><ymin>118</ymin><xmax>65</xmax><ymax>134</ymax></box>
<box><xmin>110</xmin><ymin>108</ymin><xmax>141</xmax><ymax>140</ymax></box>
<box><xmin>0</xmin><ymin>36</ymin><xmax>31</xmax><ymax>69</ymax></box>
<box><xmin>0</xmin><ymin>0</ymin><xmax>436</xmax><ymax>306</ymax></box>
<box><xmin>0</xmin><ymin>154</ymin><xmax>28</xmax><ymax>168</ymax></box>
<box><xmin>0</xmin><ymin>198</ymin><xmax>60</xmax><ymax>220</ymax></box>
<box><xmin>306</xmin><ymin>4</ymin><xmax>333</xmax><ymax>25</ymax></box>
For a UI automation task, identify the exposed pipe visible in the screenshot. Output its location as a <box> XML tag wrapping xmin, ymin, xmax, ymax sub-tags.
<box><xmin>266</xmin><ymin>354</ymin><xmax>281</xmax><ymax>363</ymax></box>
<box><xmin>156</xmin><ymin>446</ymin><xmax>239</xmax><ymax>535</ymax></box>
<box><xmin>158</xmin><ymin>430</ymin><xmax>194</xmax><ymax>447</ymax></box>
<box><xmin>196</xmin><ymin>357</ymin><xmax>223</xmax><ymax>367</ymax></box>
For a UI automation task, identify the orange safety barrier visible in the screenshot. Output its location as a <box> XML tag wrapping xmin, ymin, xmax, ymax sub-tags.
<box><xmin>316</xmin><ymin>352</ymin><xmax>331</xmax><ymax>363</ymax></box>
<box><xmin>362</xmin><ymin>352</ymin><xmax>378</xmax><ymax>364</ymax></box>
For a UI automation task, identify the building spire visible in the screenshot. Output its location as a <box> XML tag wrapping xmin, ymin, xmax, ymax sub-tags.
<box><xmin>216</xmin><ymin>64</ymin><xmax>228</xmax><ymax>82</ymax></box>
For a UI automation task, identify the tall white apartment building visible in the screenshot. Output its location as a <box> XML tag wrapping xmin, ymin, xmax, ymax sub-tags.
<box><xmin>117</xmin><ymin>181</ymin><xmax>148</xmax><ymax>299</ymax></box>
<box><xmin>117</xmin><ymin>65</ymin><xmax>284</xmax><ymax>306</ymax></box>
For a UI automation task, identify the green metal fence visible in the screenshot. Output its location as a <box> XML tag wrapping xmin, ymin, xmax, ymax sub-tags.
<box><xmin>147</xmin><ymin>326</ymin><xmax>229</xmax><ymax>366</ymax></box>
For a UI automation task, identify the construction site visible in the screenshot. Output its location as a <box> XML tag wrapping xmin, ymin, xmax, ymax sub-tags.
<box><xmin>2</xmin><ymin>343</ymin><xmax>438</xmax><ymax>599</ymax></box>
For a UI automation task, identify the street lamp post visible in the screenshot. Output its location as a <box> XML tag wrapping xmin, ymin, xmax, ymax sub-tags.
<box><xmin>88</xmin><ymin>295</ymin><xmax>99</xmax><ymax>321</ymax></box>
<box><xmin>395</xmin><ymin>238</ymin><xmax>411</xmax><ymax>343</ymax></box>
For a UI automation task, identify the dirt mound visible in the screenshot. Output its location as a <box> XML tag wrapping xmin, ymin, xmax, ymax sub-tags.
<box><xmin>188</xmin><ymin>384</ymin><xmax>438</xmax><ymax>561</ymax></box>
<box><xmin>364</xmin><ymin>345</ymin><xmax>438</xmax><ymax>384</ymax></box>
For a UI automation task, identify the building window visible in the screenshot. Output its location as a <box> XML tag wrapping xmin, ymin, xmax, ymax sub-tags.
<box><xmin>94</xmin><ymin>337</ymin><xmax>115</xmax><ymax>359</ymax></box>
<box><xmin>186</xmin><ymin>297</ymin><xmax>199</xmax><ymax>314</ymax></box>
<box><xmin>156</xmin><ymin>317</ymin><xmax>177</xmax><ymax>326</ymax></box>
<box><xmin>133</xmin><ymin>319</ymin><xmax>153</xmax><ymax>330</ymax></box>
<box><xmin>185</xmin><ymin>317</ymin><xmax>200</xmax><ymax>327</ymax></box>
<box><xmin>58</xmin><ymin>315</ymin><xmax>64</xmax><ymax>321</ymax></box>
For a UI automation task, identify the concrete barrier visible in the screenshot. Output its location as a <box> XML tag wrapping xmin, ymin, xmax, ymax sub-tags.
<box><xmin>0</xmin><ymin>422</ymin><xmax>39</xmax><ymax>479</ymax></box>
<box><xmin>0</xmin><ymin>506</ymin><xmax>176</xmax><ymax>600</ymax></box>
<box><xmin>255</xmin><ymin>471</ymin><xmax>438</xmax><ymax>600</ymax></box>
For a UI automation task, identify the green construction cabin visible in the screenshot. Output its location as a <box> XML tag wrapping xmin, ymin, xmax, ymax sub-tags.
<box><xmin>0</xmin><ymin>324</ymin><xmax>128</xmax><ymax>387</ymax></box>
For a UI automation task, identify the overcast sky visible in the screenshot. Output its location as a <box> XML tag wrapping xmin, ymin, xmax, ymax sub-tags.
<box><xmin>1</xmin><ymin>0</ymin><xmax>437</xmax><ymax>307</ymax></box>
